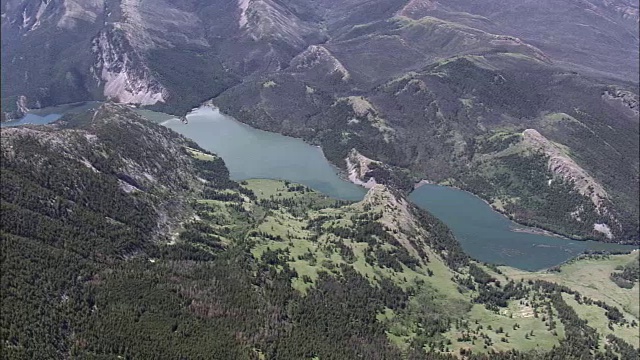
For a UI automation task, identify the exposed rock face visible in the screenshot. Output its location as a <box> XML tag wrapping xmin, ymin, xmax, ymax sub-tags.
<box><xmin>16</xmin><ymin>0</ymin><xmax>53</xmax><ymax>31</ymax></box>
<box><xmin>237</xmin><ymin>0</ymin><xmax>251</xmax><ymax>28</ymax></box>
<box><xmin>118</xmin><ymin>0</ymin><xmax>209</xmax><ymax>50</ymax></box>
<box><xmin>488</xmin><ymin>35</ymin><xmax>551</xmax><ymax>63</ymax></box>
<box><xmin>359</xmin><ymin>183</ymin><xmax>465</xmax><ymax>264</ymax></box>
<box><xmin>240</xmin><ymin>0</ymin><xmax>322</xmax><ymax>47</ymax></box>
<box><xmin>594</xmin><ymin>223</ymin><xmax>614</xmax><ymax>239</ymax></box>
<box><xmin>89</xmin><ymin>0</ymin><xmax>213</xmax><ymax>105</ymax></box>
<box><xmin>603</xmin><ymin>89</ymin><xmax>639</xmax><ymax>118</ymax></box>
<box><xmin>2</xmin><ymin>0</ymin><xmax>103</xmax><ymax>32</ymax></box>
<box><xmin>341</xmin><ymin>96</ymin><xmax>395</xmax><ymax>141</ymax></box>
<box><xmin>57</xmin><ymin>0</ymin><xmax>103</xmax><ymax>29</ymax></box>
<box><xmin>91</xmin><ymin>28</ymin><xmax>166</xmax><ymax>105</ymax></box>
<box><xmin>2</xmin><ymin>95</ymin><xmax>30</xmax><ymax>121</ymax></box>
<box><xmin>346</xmin><ymin>96</ymin><xmax>375</xmax><ymax>116</ymax></box>
<box><xmin>346</xmin><ymin>149</ymin><xmax>379</xmax><ymax>189</ymax></box>
<box><xmin>16</xmin><ymin>95</ymin><xmax>29</xmax><ymax>115</ymax></box>
<box><xmin>522</xmin><ymin>129</ymin><xmax>609</xmax><ymax>210</ymax></box>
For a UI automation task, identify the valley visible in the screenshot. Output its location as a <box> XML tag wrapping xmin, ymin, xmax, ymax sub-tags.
<box><xmin>2</xmin><ymin>0</ymin><xmax>638</xmax><ymax>243</ymax></box>
<box><xmin>5</xmin><ymin>104</ymin><xmax>637</xmax><ymax>271</ymax></box>
<box><xmin>162</xmin><ymin>107</ymin><xmax>367</xmax><ymax>201</ymax></box>
<box><xmin>160</xmin><ymin>105</ymin><xmax>638</xmax><ymax>270</ymax></box>
<box><xmin>1</xmin><ymin>105</ymin><xmax>638</xmax><ymax>359</ymax></box>
<box><xmin>1</xmin><ymin>1</ymin><xmax>639</xmax><ymax>358</ymax></box>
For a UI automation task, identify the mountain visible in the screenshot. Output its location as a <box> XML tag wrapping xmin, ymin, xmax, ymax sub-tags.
<box><xmin>1</xmin><ymin>0</ymin><xmax>638</xmax><ymax>242</ymax></box>
<box><xmin>1</xmin><ymin>105</ymin><xmax>639</xmax><ymax>359</ymax></box>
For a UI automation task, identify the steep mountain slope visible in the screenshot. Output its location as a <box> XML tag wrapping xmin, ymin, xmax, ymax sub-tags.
<box><xmin>3</xmin><ymin>0</ymin><xmax>635</xmax><ymax>113</ymax></box>
<box><xmin>1</xmin><ymin>0</ymin><xmax>638</xmax><ymax>242</ymax></box>
<box><xmin>2</xmin><ymin>105</ymin><xmax>639</xmax><ymax>359</ymax></box>
<box><xmin>396</xmin><ymin>0</ymin><xmax>639</xmax><ymax>80</ymax></box>
<box><xmin>216</xmin><ymin>53</ymin><xmax>639</xmax><ymax>242</ymax></box>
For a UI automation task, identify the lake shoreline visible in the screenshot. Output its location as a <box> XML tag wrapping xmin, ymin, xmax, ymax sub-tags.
<box><xmin>178</xmin><ymin>104</ymin><xmax>628</xmax><ymax>252</ymax></box>
<box><xmin>510</xmin><ymin>226</ymin><xmax>569</xmax><ymax>239</ymax></box>
<box><xmin>11</xmin><ymin>103</ymin><xmax>636</xmax><ymax>271</ymax></box>
<box><xmin>1</xmin><ymin>101</ymin><xmax>102</xmax><ymax>127</ymax></box>
<box><xmin>163</xmin><ymin>106</ymin><xmax>367</xmax><ymax>202</ymax></box>
<box><xmin>412</xmin><ymin>179</ymin><xmax>578</xmax><ymax>242</ymax></box>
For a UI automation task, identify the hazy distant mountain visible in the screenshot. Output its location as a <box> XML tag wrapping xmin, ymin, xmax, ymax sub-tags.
<box><xmin>2</xmin><ymin>0</ymin><xmax>636</xmax><ymax>113</ymax></box>
<box><xmin>1</xmin><ymin>0</ymin><xmax>638</xmax><ymax>242</ymax></box>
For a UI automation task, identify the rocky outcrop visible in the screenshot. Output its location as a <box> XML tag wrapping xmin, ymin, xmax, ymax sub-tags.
<box><xmin>359</xmin><ymin>183</ymin><xmax>463</xmax><ymax>264</ymax></box>
<box><xmin>13</xmin><ymin>0</ymin><xmax>56</xmax><ymax>31</ymax></box>
<box><xmin>16</xmin><ymin>95</ymin><xmax>29</xmax><ymax>115</ymax></box>
<box><xmin>397</xmin><ymin>0</ymin><xmax>438</xmax><ymax>18</ymax></box>
<box><xmin>593</xmin><ymin>223</ymin><xmax>613</xmax><ymax>239</ymax></box>
<box><xmin>362</xmin><ymin>184</ymin><xmax>424</xmax><ymax>258</ymax></box>
<box><xmin>489</xmin><ymin>35</ymin><xmax>551</xmax><ymax>63</ymax></box>
<box><xmin>1</xmin><ymin>95</ymin><xmax>29</xmax><ymax>122</ymax></box>
<box><xmin>602</xmin><ymin>88</ymin><xmax>639</xmax><ymax>118</ymax></box>
<box><xmin>239</xmin><ymin>0</ymin><xmax>321</xmax><ymax>47</ymax></box>
<box><xmin>346</xmin><ymin>149</ymin><xmax>379</xmax><ymax>189</ymax></box>
<box><xmin>57</xmin><ymin>0</ymin><xmax>103</xmax><ymax>29</ymax></box>
<box><xmin>345</xmin><ymin>96</ymin><xmax>375</xmax><ymax>117</ymax></box>
<box><xmin>237</xmin><ymin>0</ymin><xmax>251</xmax><ymax>28</ymax></box>
<box><xmin>91</xmin><ymin>28</ymin><xmax>166</xmax><ymax>105</ymax></box>
<box><xmin>118</xmin><ymin>0</ymin><xmax>208</xmax><ymax>50</ymax></box>
<box><xmin>1</xmin><ymin>0</ymin><xmax>102</xmax><ymax>32</ymax></box>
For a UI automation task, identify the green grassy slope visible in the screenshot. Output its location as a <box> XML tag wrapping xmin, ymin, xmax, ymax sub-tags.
<box><xmin>501</xmin><ymin>253</ymin><xmax>640</xmax><ymax>320</ymax></box>
<box><xmin>2</xmin><ymin>0</ymin><xmax>637</xmax><ymax>244</ymax></box>
<box><xmin>1</xmin><ymin>106</ymin><xmax>638</xmax><ymax>359</ymax></box>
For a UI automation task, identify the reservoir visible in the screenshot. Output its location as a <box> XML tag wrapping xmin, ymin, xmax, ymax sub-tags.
<box><xmin>162</xmin><ymin>107</ymin><xmax>367</xmax><ymax>201</ymax></box>
<box><xmin>162</xmin><ymin>107</ymin><xmax>637</xmax><ymax>270</ymax></box>
<box><xmin>0</xmin><ymin>112</ymin><xmax>62</xmax><ymax>127</ymax></box>
<box><xmin>5</xmin><ymin>104</ymin><xmax>636</xmax><ymax>270</ymax></box>
<box><xmin>409</xmin><ymin>185</ymin><xmax>636</xmax><ymax>270</ymax></box>
<box><xmin>0</xmin><ymin>102</ymin><xmax>99</xmax><ymax>128</ymax></box>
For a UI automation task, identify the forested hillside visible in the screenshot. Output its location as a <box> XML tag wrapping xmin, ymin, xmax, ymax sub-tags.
<box><xmin>2</xmin><ymin>0</ymin><xmax>638</xmax><ymax>243</ymax></box>
<box><xmin>216</xmin><ymin>52</ymin><xmax>639</xmax><ymax>243</ymax></box>
<box><xmin>1</xmin><ymin>106</ymin><xmax>638</xmax><ymax>359</ymax></box>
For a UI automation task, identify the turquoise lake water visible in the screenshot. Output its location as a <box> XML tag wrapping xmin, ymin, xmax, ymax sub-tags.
<box><xmin>162</xmin><ymin>107</ymin><xmax>367</xmax><ymax>201</ymax></box>
<box><xmin>6</xmin><ymin>105</ymin><xmax>635</xmax><ymax>270</ymax></box>
<box><xmin>0</xmin><ymin>102</ymin><xmax>100</xmax><ymax>128</ymax></box>
<box><xmin>409</xmin><ymin>184</ymin><xmax>636</xmax><ymax>270</ymax></box>
<box><xmin>162</xmin><ymin>107</ymin><xmax>636</xmax><ymax>270</ymax></box>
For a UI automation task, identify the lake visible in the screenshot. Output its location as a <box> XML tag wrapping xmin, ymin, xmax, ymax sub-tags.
<box><xmin>0</xmin><ymin>102</ymin><xmax>100</xmax><ymax>128</ymax></box>
<box><xmin>409</xmin><ymin>185</ymin><xmax>637</xmax><ymax>270</ymax></box>
<box><xmin>162</xmin><ymin>107</ymin><xmax>367</xmax><ymax>201</ymax></box>
<box><xmin>6</xmin><ymin>104</ymin><xmax>636</xmax><ymax>270</ymax></box>
<box><xmin>4</xmin><ymin>105</ymin><xmax>364</xmax><ymax>201</ymax></box>
<box><xmin>161</xmin><ymin>107</ymin><xmax>636</xmax><ymax>270</ymax></box>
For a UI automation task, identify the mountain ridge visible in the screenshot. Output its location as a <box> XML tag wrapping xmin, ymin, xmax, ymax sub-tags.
<box><xmin>1</xmin><ymin>105</ymin><xmax>638</xmax><ymax>358</ymax></box>
<box><xmin>2</xmin><ymin>0</ymin><xmax>638</xmax><ymax>242</ymax></box>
